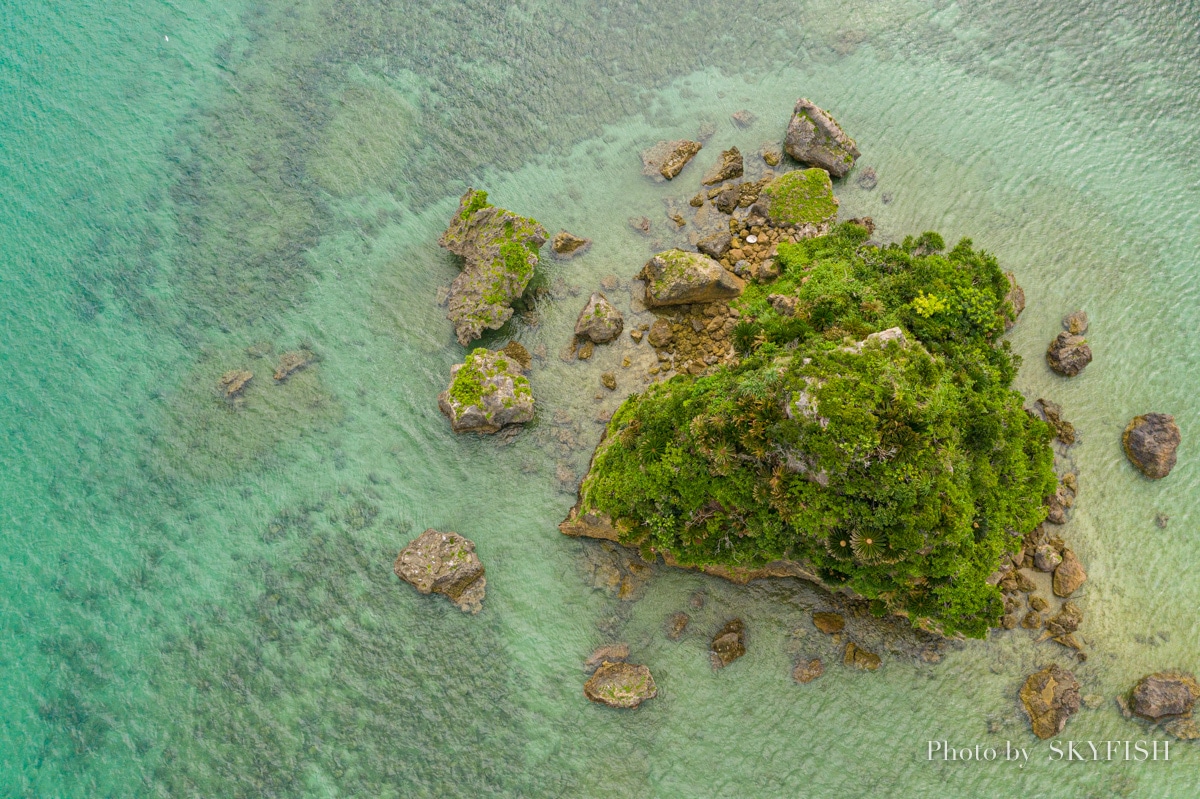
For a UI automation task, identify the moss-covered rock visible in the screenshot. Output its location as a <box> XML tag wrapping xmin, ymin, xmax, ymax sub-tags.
<box><xmin>583</xmin><ymin>661</ymin><xmax>657</xmax><ymax>708</ymax></box>
<box><xmin>783</xmin><ymin>98</ymin><xmax>860</xmax><ymax>178</ymax></box>
<box><xmin>438</xmin><ymin>348</ymin><xmax>535</xmax><ymax>434</ymax></box>
<box><xmin>639</xmin><ymin>249</ymin><xmax>745</xmax><ymax>307</ymax></box>
<box><xmin>439</xmin><ymin>189</ymin><xmax>548</xmax><ymax>346</ymax></box>
<box><xmin>760</xmin><ymin>168</ymin><xmax>839</xmax><ymax>227</ymax></box>
<box><xmin>574</xmin><ymin>292</ymin><xmax>624</xmax><ymax>344</ymax></box>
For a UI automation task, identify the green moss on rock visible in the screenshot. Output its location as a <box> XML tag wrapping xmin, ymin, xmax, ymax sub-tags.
<box><xmin>761</xmin><ymin>168</ymin><xmax>839</xmax><ymax>226</ymax></box>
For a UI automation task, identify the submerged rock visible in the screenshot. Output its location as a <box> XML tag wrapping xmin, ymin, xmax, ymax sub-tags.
<box><xmin>438</xmin><ymin>348</ymin><xmax>535</xmax><ymax>434</ymax></box>
<box><xmin>584</xmin><ymin>661</ymin><xmax>657</xmax><ymax>708</ymax></box>
<box><xmin>666</xmin><ymin>611</ymin><xmax>690</xmax><ymax>640</ymax></box>
<box><xmin>731</xmin><ymin>109</ymin><xmax>757</xmax><ymax>128</ymax></box>
<box><xmin>218</xmin><ymin>369</ymin><xmax>253</xmax><ymax>399</ymax></box>
<box><xmin>1004</xmin><ymin>272</ymin><xmax>1025</xmax><ymax>330</ymax></box>
<box><xmin>438</xmin><ymin>189</ymin><xmax>548</xmax><ymax>346</ymax></box>
<box><xmin>641</xmin><ymin>139</ymin><xmax>702</xmax><ymax>180</ymax></box>
<box><xmin>639</xmin><ymin>250</ymin><xmax>745</xmax><ymax>307</ymax></box>
<box><xmin>711</xmin><ymin>619</ymin><xmax>747</xmax><ymax>667</ymax></box>
<box><xmin>793</xmin><ymin>658</ymin><xmax>824</xmax><ymax>684</ymax></box>
<box><xmin>844</xmin><ymin>642</ymin><xmax>881</xmax><ymax>671</ymax></box>
<box><xmin>273</xmin><ymin>350</ymin><xmax>315</xmax><ymax>382</ymax></box>
<box><xmin>1044</xmin><ymin>601</ymin><xmax>1084</xmax><ymax>638</ymax></box>
<box><xmin>759</xmin><ymin>169</ymin><xmax>839</xmax><ymax>227</ymax></box>
<box><xmin>812</xmin><ymin>612</ymin><xmax>845</xmax><ymax>634</ymax></box>
<box><xmin>574</xmin><ymin>292</ymin><xmax>624</xmax><ymax>344</ymax></box>
<box><xmin>1123</xmin><ymin>413</ymin><xmax>1181</xmax><ymax>479</ymax></box>
<box><xmin>551</xmin><ymin>230</ymin><xmax>591</xmax><ymax>258</ymax></box>
<box><xmin>1062</xmin><ymin>310</ymin><xmax>1089</xmax><ymax>335</ymax></box>
<box><xmin>393</xmin><ymin>529</ymin><xmax>487</xmax><ymax>613</ymax></box>
<box><xmin>1130</xmin><ymin>672</ymin><xmax>1200</xmax><ymax>721</ymax></box>
<box><xmin>1046</xmin><ymin>332</ymin><xmax>1092</xmax><ymax>377</ymax></box>
<box><xmin>500</xmin><ymin>340</ymin><xmax>532</xmax><ymax>371</ymax></box>
<box><xmin>584</xmin><ymin>643</ymin><xmax>630</xmax><ymax>672</ymax></box>
<box><xmin>783</xmin><ymin>98</ymin><xmax>860</xmax><ymax>178</ymax></box>
<box><xmin>1020</xmin><ymin>664</ymin><xmax>1081</xmax><ymax>739</ymax></box>
<box><xmin>702</xmin><ymin>146</ymin><xmax>744</xmax><ymax>185</ymax></box>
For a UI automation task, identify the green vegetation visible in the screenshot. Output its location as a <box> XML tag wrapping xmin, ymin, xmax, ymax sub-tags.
<box><xmin>761</xmin><ymin>168</ymin><xmax>839</xmax><ymax>226</ymax></box>
<box><xmin>579</xmin><ymin>223</ymin><xmax>1055</xmax><ymax>637</ymax></box>
<box><xmin>447</xmin><ymin>349</ymin><xmax>531</xmax><ymax>416</ymax></box>
<box><xmin>460</xmin><ymin>188</ymin><xmax>492</xmax><ymax>220</ymax></box>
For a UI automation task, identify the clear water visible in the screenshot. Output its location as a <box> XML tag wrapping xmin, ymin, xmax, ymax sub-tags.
<box><xmin>3</xmin><ymin>0</ymin><xmax>1199</xmax><ymax>796</ymax></box>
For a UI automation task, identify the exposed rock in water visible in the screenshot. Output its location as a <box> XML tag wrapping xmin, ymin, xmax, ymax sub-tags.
<box><xmin>1046</xmin><ymin>332</ymin><xmax>1092</xmax><ymax>377</ymax></box>
<box><xmin>574</xmin><ymin>292</ymin><xmax>624</xmax><ymax>344</ymax></box>
<box><xmin>438</xmin><ymin>348</ymin><xmax>535</xmax><ymax>434</ymax></box>
<box><xmin>584</xmin><ymin>661</ymin><xmax>657</xmax><ymax>708</ymax></box>
<box><xmin>1044</xmin><ymin>480</ymin><xmax>1075</xmax><ymax>526</ymax></box>
<box><xmin>600</xmin><ymin>372</ymin><xmax>617</xmax><ymax>391</ymax></box>
<box><xmin>760</xmin><ymin>143</ymin><xmax>782</xmax><ymax>167</ymax></box>
<box><xmin>1123</xmin><ymin>413</ymin><xmax>1181</xmax><ymax>479</ymax></box>
<box><xmin>793</xmin><ymin>658</ymin><xmax>824</xmax><ymax>684</ymax></box>
<box><xmin>584</xmin><ymin>643</ymin><xmax>630</xmax><ymax>672</ymax></box>
<box><xmin>844</xmin><ymin>642</ymin><xmax>881</xmax><ymax>671</ymax></box>
<box><xmin>641</xmin><ymin>139</ymin><xmax>702</xmax><ymax>180</ymax></box>
<box><xmin>666</xmin><ymin>611</ymin><xmax>690</xmax><ymax>640</ymax></box>
<box><xmin>1021</xmin><ymin>610</ymin><xmax>1042</xmax><ymax>630</ymax></box>
<box><xmin>439</xmin><ymin>189</ymin><xmax>548</xmax><ymax>346</ymax></box>
<box><xmin>639</xmin><ymin>250</ymin><xmax>745</xmax><ymax>307</ymax></box>
<box><xmin>1033</xmin><ymin>544</ymin><xmax>1062</xmax><ymax>573</ymax></box>
<box><xmin>731</xmin><ymin>109</ymin><xmax>757</xmax><ymax>128</ymax></box>
<box><xmin>1034</xmin><ymin>398</ymin><xmax>1075</xmax><ymax>445</ymax></box>
<box><xmin>1052</xmin><ymin>549</ymin><xmax>1087</xmax><ymax>597</ymax></box>
<box><xmin>702</xmin><ymin>146</ymin><xmax>744</xmax><ymax>185</ymax></box>
<box><xmin>812</xmin><ymin>612</ymin><xmax>845</xmax><ymax>634</ymax></box>
<box><xmin>783</xmin><ymin>98</ymin><xmax>860</xmax><ymax>178</ymax></box>
<box><xmin>697</xmin><ymin>230</ymin><xmax>733</xmax><ymax>259</ymax></box>
<box><xmin>393</xmin><ymin>528</ymin><xmax>487</xmax><ymax>614</ymax></box>
<box><xmin>1004</xmin><ymin>272</ymin><xmax>1025</xmax><ymax>330</ymax></box>
<box><xmin>274</xmin><ymin>350</ymin><xmax>315</xmax><ymax>382</ymax></box>
<box><xmin>500</xmin><ymin>340</ymin><xmax>532</xmax><ymax>371</ymax></box>
<box><xmin>647</xmin><ymin>318</ymin><xmax>674</xmax><ymax>348</ymax></box>
<box><xmin>759</xmin><ymin>169</ymin><xmax>839</xmax><ymax>227</ymax></box>
<box><xmin>552</xmin><ymin>230</ymin><xmax>591</xmax><ymax>258</ymax></box>
<box><xmin>711</xmin><ymin>618</ymin><xmax>747</xmax><ymax>667</ymax></box>
<box><xmin>1020</xmin><ymin>664</ymin><xmax>1081</xmax><ymax>739</ymax></box>
<box><xmin>1044</xmin><ymin>601</ymin><xmax>1084</xmax><ymax>638</ymax></box>
<box><xmin>1130</xmin><ymin>672</ymin><xmax>1200</xmax><ymax>721</ymax></box>
<box><xmin>1062</xmin><ymin>310</ymin><xmax>1089</xmax><ymax>335</ymax></box>
<box><xmin>219</xmin><ymin>369</ymin><xmax>253</xmax><ymax>399</ymax></box>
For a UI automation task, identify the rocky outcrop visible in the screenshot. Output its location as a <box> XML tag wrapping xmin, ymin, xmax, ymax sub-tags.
<box><xmin>574</xmin><ymin>292</ymin><xmax>624</xmax><ymax>344</ymax></box>
<box><xmin>641</xmin><ymin>139</ymin><xmax>702</xmax><ymax>180</ymax></box>
<box><xmin>711</xmin><ymin>619</ymin><xmax>747</xmax><ymax>667</ymax></box>
<box><xmin>812</xmin><ymin>612</ymin><xmax>845</xmax><ymax>634</ymax></box>
<box><xmin>438</xmin><ymin>348</ymin><xmax>535</xmax><ymax>434</ymax></box>
<box><xmin>783</xmin><ymin>98</ymin><xmax>860</xmax><ymax>178</ymax></box>
<box><xmin>551</xmin><ymin>230</ymin><xmax>591</xmax><ymax>258</ymax></box>
<box><xmin>394</xmin><ymin>529</ymin><xmax>487</xmax><ymax>613</ymax></box>
<box><xmin>439</xmin><ymin>189</ymin><xmax>548</xmax><ymax>346</ymax></box>
<box><xmin>274</xmin><ymin>350</ymin><xmax>315</xmax><ymax>381</ymax></box>
<box><xmin>1123</xmin><ymin>413</ymin><xmax>1181</xmax><ymax>479</ymax></box>
<box><xmin>844</xmin><ymin>642</ymin><xmax>881</xmax><ymax>670</ymax></box>
<box><xmin>639</xmin><ymin>250</ymin><xmax>745</xmax><ymax>307</ymax></box>
<box><xmin>1052</xmin><ymin>549</ymin><xmax>1087</xmax><ymax>597</ymax></box>
<box><xmin>1046</xmin><ymin>332</ymin><xmax>1092</xmax><ymax>377</ymax></box>
<box><xmin>1130</xmin><ymin>672</ymin><xmax>1200</xmax><ymax>721</ymax></box>
<box><xmin>702</xmin><ymin>147</ymin><xmax>744</xmax><ymax>185</ymax></box>
<box><xmin>646</xmin><ymin>318</ymin><xmax>674</xmax><ymax>348</ymax></box>
<box><xmin>584</xmin><ymin>661</ymin><xmax>657</xmax><ymax>708</ymax></box>
<box><xmin>1020</xmin><ymin>664</ymin><xmax>1081</xmax><ymax>739</ymax></box>
<box><xmin>759</xmin><ymin>169</ymin><xmax>839</xmax><ymax>227</ymax></box>
<box><xmin>219</xmin><ymin>369</ymin><xmax>253</xmax><ymax>398</ymax></box>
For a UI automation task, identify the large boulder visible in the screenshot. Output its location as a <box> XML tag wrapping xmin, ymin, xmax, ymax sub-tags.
<box><xmin>702</xmin><ymin>146</ymin><xmax>744</xmax><ymax>185</ymax></box>
<box><xmin>1020</xmin><ymin>664</ymin><xmax>1081</xmax><ymax>739</ymax></box>
<box><xmin>759</xmin><ymin>169</ymin><xmax>839</xmax><ymax>227</ymax></box>
<box><xmin>438</xmin><ymin>348</ymin><xmax>535</xmax><ymax>434</ymax></box>
<box><xmin>1052</xmin><ymin>549</ymin><xmax>1087</xmax><ymax>597</ymax></box>
<box><xmin>439</xmin><ymin>189</ymin><xmax>548</xmax><ymax>346</ymax></box>
<box><xmin>639</xmin><ymin>250</ymin><xmax>745</xmax><ymax>307</ymax></box>
<box><xmin>783</xmin><ymin>98</ymin><xmax>860</xmax><ymax>178</ymax></box>
<box><xmin>1130</xmin><ymin>672</ymin><xmax>1200</xmax><ymax>720</ymax></box>
<box><xmin>394</xmin><ymin>529</ymin><xmax>487</xmax><ymax>613</ymax></box>
<box><xmin>1123</xmin><ymin>413</ymin><xmax>1181</xmax><ymax>479</ymax></box>
<box><xmin>574</xmin><ymin>292</ymin><xmax>624</xmax><ymax>344</ymax></box>
<box><xmin>641</xmin><ymin>139</ymin><xmax>702</xmax><ymax>180</ymax></box>
<box><xmin>1046</xmin><ymin>332</ymin><xmax>1092</xmax><ymax>377</ymax></box>
<box><xmin>584</xmin><ymin>661</ymin><xmax>657</xmax><ymax>708</ymax></box>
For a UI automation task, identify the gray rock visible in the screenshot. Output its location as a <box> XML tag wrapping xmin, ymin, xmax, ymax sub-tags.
<box><xmin>1033</xmin><ymin>544</ymin><xmax>1062</xmax><ymax>572</ymax></box>
<box><xmin>783</xmin><ymin>98</ymin><xmax>860</xmax><ymax>178</ymax></box>
<box><xmin>697</xmin><ymin>231</ymin><xmax>732</xmax><ymax>259</ymax></box>
<box><xmin>639</xmin><ymin>250</ymin><xmax>745</xmax><ymax>307</ymax></box>
<box><xmin>1123</xmin><ymin>413</ymin><xmax>1181</xmax><ymax>479</ymax></box>
<box><xmin>702</xmin><ymin>146</ymin><xmax>744</xmax><ymax>185</ymax></box>
<box><xmin>1131</xmin><ymin>673</ymin><xmax>1200</xmax><ymax>720</ymax></box>
<box><xmin>1046</xmin><ymin>332</ymin><xmax>1092</xmax><ymax>377</ymax></box>
<box><xmin>394</xmin><ymin>529</ymin><xmax>486</xmax><ymax>613</ymax></box>
<box><xmin>438</xmin><ymin>348</ymin><xmax>535</xmax><ymax>434</ymax></box>
<box><xmin>574</xmin><ymin>292</ymin><xmax>624</xmax><ymax>344</ymax></box>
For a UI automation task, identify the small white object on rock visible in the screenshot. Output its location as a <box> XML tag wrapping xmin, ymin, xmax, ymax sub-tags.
<box><xmin>745</xmin><ymin>235</ymin><xmax>758</xmax><ymax>244</ymax></box>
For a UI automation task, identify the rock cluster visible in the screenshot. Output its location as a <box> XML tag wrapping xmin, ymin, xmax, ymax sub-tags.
<box><xmin>438</xmin><ymin>348</ymin><xmax>535</xmax><ymax>434</ymax></box>
<box><xmin>1004</xmin><ymin>273</ymin><xmax>1025</xmax><ymax>330</ymax></box>
<box><xmin>1033</xmin><ymin>398</ymin><xmax>1075</xmax><ymax>446</ymax></box>
<box><xmin>394</xmin><ymin>529</ymin><xmax>487</xmax><ymax>614</ymax></box>
<box><xmin>1020</xmin><ymin>664</ymin><xmax>1081</xmax><ymax>739</ymax></box>
<box><xmin>584</xmin><ymin>661</ymin><xmax>657</xmax><ymax>708</ymax></box>
<box><xmin>439</xmin><ymin>188</ymin><xmax>548</xmax><ymax>346</ymax></box>
<box><xmin>1123</xmin><ymin>413</ymin><xmax>1180</xmax><ymax>479</ymax></box>
<box><xmin>783</xmin><ymin>98</ymin><xmax>860</xmax><ymax>178</ymax></box>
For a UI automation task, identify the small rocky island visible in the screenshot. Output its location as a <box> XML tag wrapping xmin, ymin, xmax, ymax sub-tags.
<box><xmin>394</xmin><ymin>529</ymin><xmax>487</xmax><ymax>614</ymax></box>
<box><xmin>438</xmin><ymin>348</ymin><xmax>534</xmax><ymax>434</ymax></box>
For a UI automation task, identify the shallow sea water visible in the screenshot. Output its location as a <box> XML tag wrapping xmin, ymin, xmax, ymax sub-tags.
<box><xmin>3</xmin><ymin>0</ymin><xmax>1199</xmax><ymax>796</ymax></box>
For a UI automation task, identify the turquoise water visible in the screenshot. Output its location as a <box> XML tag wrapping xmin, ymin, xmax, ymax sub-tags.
<box><xmin>3</xmin><ymin>0</ymin><xmax>1199</xmax><ymax>796</ymax></box>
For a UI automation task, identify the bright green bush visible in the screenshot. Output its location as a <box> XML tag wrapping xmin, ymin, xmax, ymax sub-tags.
<box><xmin>580</xmin><ymin>224</ymin><xmax>1055</xmax><ymax>638</ymax></box>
